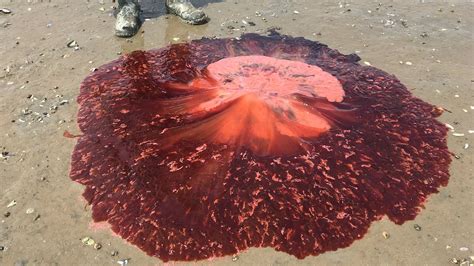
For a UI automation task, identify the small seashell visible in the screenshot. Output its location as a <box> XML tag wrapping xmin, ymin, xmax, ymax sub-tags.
<box><xmin>7</xmin><ymin>200</ymin><xmax>17</xmax><ymax>208</ymax></box>
<box><xmin>459</xmin><ymin>247</ymin><xmax>469</xmax><ymax>251</ymax></box>
<box><xmin>111</xmin><ymin>250</ymin><xmax>119</xmax><ymax>256</ymax></box>
<box><xmin>81</xmin><ymin>237</ymin><xmax>95</xmax><ymax>246</ymax></box>
<box><xmin>117</xmin><ymin>258</ymin><xmax>130</xmax><ymax>266</ymax></box>
<box><xmin>232</xmin><ymin>254</ymin><xmax>239</xmax><ymax>262</ymax></box>
<box><xmin>94</xmin><ymin>243</ymin><xmax>102</xmax><ymax>250</ymax></box>
<box><xmin>453</xmin><ymin>133</ymin><xmax>465</xmax><ymax>137</ymax></box>
<box><xmin>59</xmin><ymin>99</ymin><xmax>69</xmax><ymax>105</ymax></box>
<box><xmin>468</xmin><ymin>130</ymin><xmax>474</xmax><ymax>134</ymax></box>
<box><xmin>25</xmin><ymin>208</ymin><xmax>35</xmax><ymax>214</ymax></box>
<box><xmin>364</xmin><ymin>61</ymin><xmax>371</xmax><ymax>66</ymax></box>
<box><xmin>450</xmin><ymin>258</ymin><xmax>459</xmax><ymax>264</ymax></box>
<box><xmin>293</xmin><ymin>10</ymin><xmax>300</xmax><ymax>14</ymax></box>
<box><xmin>1</xmin><ymin>152</ymin><xmax>11</xmax><ymax>159</ymax></box>
<box><xmin>413</xmin><ymin>224</ymin><xmax>421</xmax><ymax>231</ymax></box>
<box><xmin>405</xmin><ymin>61</ymin><xmax>413</xmax><ymax>66</ymax></box>
<box><xmin>464</xmin><ymin>144</ymin><xmax>469</xmax><ymax>149</ymax></box>
<box><xmin>67</xmin><ymin>40</ymin><xmax>78</xmax><ymax>48</ymax></box>
<box><xmin>445</xmin><ymin>124</ymin><xmax>455</xmax><ymax>131</ymax></box>
<box><xmin>382</xmin><ymin>231</ymin><xmax>390</xmax><ymax>239</ymax></box>
<box><xmin>241</xmin><ymin>20</ymin><xmax>255</xmax><ymax>26</ymax></box>
<box><xmin>0</xmin><ymin>8</ymin><xmax>12</xmax><ymax>14</ymax></box>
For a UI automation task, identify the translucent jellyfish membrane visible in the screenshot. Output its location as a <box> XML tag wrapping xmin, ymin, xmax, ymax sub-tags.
<box><xmin>70</xmin><ymin>33</ymin><xmax>451</xmax><ymax>261</ymax></box>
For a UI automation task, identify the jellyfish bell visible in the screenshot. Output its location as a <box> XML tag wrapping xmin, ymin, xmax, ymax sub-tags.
<box><xmin>70</xmin><ymin>33</ymin><xmax>451</xmax><ymax>262</ymax></box>
<box><xmin>157</xmin><ymin>55</ymin><xmax>353</xmax><ymax>156</ymax></box>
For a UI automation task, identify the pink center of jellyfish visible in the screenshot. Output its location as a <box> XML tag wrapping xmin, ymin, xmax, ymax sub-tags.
<box><xmin>166</xmin><ymin>56</ymin><xmax>345</xmax><ymax>156</ymax></box>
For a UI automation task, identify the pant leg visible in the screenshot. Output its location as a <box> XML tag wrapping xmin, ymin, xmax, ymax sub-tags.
<box><xmin>118</xmin><ymin>0</ymin><xmax>139</xmax><ymax>9</ymax></box>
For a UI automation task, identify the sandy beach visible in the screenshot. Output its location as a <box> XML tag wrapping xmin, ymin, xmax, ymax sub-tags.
<box><xmin>1</xmin><ymin>0</ymin><xmax>473</xmax><ymax>265</ymax></box>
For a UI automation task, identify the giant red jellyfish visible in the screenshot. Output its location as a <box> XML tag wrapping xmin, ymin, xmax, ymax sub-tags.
<box><xmin>70</xmin><ymin>33</ymin><xmax>451</xmax><ymax>261</ymax></box>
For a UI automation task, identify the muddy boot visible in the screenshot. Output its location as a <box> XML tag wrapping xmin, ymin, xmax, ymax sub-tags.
<box><xmin>165</xmin><ymin>0</ymin><xmax>208</xmax><ymax>25</ymax></box>
<box><xmin>115</xmin><ymin>0</ymin><xmax>141</xmax><ymax>38</ymax></box>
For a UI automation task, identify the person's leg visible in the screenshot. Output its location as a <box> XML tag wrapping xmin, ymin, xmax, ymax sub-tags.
<box><xmin>115</xmin><ymin>0</ymin><xmax>141</xmax><ymax>38</ymax></box>
<box><xmin>165</xmin><ymin>0</ymin><xmax>208</xmax><ymax>25</ymax></box>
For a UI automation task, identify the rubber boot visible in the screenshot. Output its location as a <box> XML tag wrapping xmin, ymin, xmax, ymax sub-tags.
<box><xmin>115</xmin><ymin>0</ymin><xmax>141</xmax><ymax>38</ymax></box>
<box><xmin>165</xmin><ymin>0</ymin><xmax>208</xmax><ymax>25</ymax></box>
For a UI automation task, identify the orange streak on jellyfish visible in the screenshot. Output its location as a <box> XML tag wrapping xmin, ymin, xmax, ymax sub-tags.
<box><xmin>69</xmin><ymin>33</ymin><xmax>451</xmax><ymax>262</ymax></box>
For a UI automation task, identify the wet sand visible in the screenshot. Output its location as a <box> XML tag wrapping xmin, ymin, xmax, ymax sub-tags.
<box><xmin>0</xmin><ymin>0</ymin><xmax>473</xmax><ymax>265</ymax></box>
